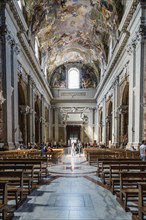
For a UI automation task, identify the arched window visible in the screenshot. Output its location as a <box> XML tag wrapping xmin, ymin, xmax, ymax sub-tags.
<box><xmin>35</xmin><ymin>37</ymin><xmax>39</xmax><ymax>60</ymax></box>
<box><xmin>68</xmin><ymin>68</ymin><xmax>80</xmax><ymax>89</ymax></box>
<box><xmin>17</xmin><ymin>0</ymin><xmax>22</xmax><ymax>9</ymax></box>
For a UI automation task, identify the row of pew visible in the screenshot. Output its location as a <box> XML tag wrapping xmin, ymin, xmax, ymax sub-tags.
<box><xmin>0</xmin><ymin>149</ymin><xmax>64</xmax><ymax>219</ymax></box>
<box><xmin>85</xmin><ymin>148</ymin><xmax>146</xmax><ymax>220</ymax></box>
<box><xmin>84</xmin><ymin>148</ymin><xmax>140</xmax><ymax>165</ymax></box>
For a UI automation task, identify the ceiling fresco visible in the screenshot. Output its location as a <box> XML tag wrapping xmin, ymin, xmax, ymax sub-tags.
<box><xmin>50</xmin><ymin>63</ymin><xmax>98</xmax><ymax>88</ymax></box>
<box><xmin>24</xmin><ymin>0</ymin><xmax>124</xmax><ymax>79</ymax></box>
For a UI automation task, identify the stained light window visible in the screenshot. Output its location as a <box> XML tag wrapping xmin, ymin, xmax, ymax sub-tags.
<box><xmin>68</xmin><ymin>68</ymin><xmax>80</xmax><ymax>89</ymax></box>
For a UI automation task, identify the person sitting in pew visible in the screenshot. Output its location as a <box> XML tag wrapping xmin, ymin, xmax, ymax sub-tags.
<box><xmin>41</xmin><ymin>146</ymin><xmax>47</xmax><ymax>156</ymax></box>
<box><xmin>140</xmin><ymin>140</ymin><xmax>146</xmax><ymax>161</ymax></box>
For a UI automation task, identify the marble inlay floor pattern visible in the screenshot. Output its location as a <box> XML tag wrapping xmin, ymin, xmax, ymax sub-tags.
<box><xmin>13</xmin><ymin>154</ymin><xmax>132</xmax><ymax>220</ymax></box>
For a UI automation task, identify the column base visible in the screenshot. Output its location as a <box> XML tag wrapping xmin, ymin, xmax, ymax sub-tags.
<box><xmin>2</xmin><ymin>142</ymin><xmax>16</xmax><ymax>151</ymax></box>
<box><xmin>112</xmin><ymin>142</ymin><xmax>119</xmax><ymax>148</ymax></box>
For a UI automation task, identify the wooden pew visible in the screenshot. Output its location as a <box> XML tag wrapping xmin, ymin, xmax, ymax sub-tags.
<box><xmin>97</xmin><ymin>158</ymin><xmax>141</xmax><ymax>177</ymax></box>
<box><xmin>0</xmin><ymin>165</ymin><xmax>34</xmax><ymax>194</ymax></box>
<box><xmin>118</xmin><ymin>172</ymin><xmax>146</xmax><ymax>212</ymax></box>
<box><xmin>135</xmin><ymin>183</ymin><xmax>146</xmax><ymax>220</ymax></box>
<box><xmin>100</xmin><ymin>160</ymin><xmax>145</xmax><ymax>183</ymax></box>
<box><xmin>88</xmin><ymin>151</ymin><xmax>116</xmax><ymax>165</ymax></box>
<box><xmin>26</xmin><ymin>151</ymin><xmax>62</xmax><ymax>164</ymax></box>
<box><xmin>0</xmin><ymin>159</ymin><xmax>48</xmax><ymax>182</ymax></box>
<box><xmin>0</xmin><ymin>171</ymin><xmax>24</xmax><ymax>208</ymax></box>
<box><xmin>0</xmin><ymin>148</ymin><xmax>64</xmax><ymax>162</ymax></box>
<box><xmin>109</xmin><ymin>165</ymin><xmax>146</xmax><ymax>194</ymax></box>
<box><xmin>0</xmin><ymin>182</ymin><xmax>9</xmax><ymax>220</ymax></box>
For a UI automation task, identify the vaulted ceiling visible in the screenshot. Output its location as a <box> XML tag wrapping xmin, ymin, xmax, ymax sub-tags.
<box><xmin>24</xmin><ymin>0</ymin><xmax>124</xmax><ymax>78</ymax></box>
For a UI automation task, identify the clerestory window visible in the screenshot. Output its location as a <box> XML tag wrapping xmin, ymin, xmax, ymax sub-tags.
<box><xmin>68</xmin><ymin>68</ymin><xmax>80</xmax><ymax>89</ymax></box>
<box><xmin>17</xmin><ymin>0</ymin><xmax>22</xmax><ymax>9</ymax></box>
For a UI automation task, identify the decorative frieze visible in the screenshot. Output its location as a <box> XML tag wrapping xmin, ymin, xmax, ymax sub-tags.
<box><xmin>8</xmin><ymin>0</ymin><xmax>26</xmax><ymax>32</ymax></box>
<box><xmin>6</xmin><ymin>30</ymin><xmax>20</xmax><ymax>54</ymax></box>
<box><xmin>139</xmin><ymin>25</ymin><xmax>146</xmax><ymax>40</ymax></box>
<box><xmin>61</xmin><ymin>92</ymin><xmax>86</xmax><ymax>97</ymax></box>
<box><xmin>127</xmin><ymin>27</ymin><xmax>146</xmax><ymax>55</ymax></box>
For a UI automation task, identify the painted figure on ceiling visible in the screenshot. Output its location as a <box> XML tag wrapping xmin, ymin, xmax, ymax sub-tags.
<box><xmin>51</xmin><ymin>65</ymin><xmax>66</xmax><ymax>88</ymax></box>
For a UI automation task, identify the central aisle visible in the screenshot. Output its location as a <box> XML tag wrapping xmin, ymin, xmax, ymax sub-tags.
<box><xmin>13</xmin><ymin>153</ymin><xmax>132</xmax><ymax>220</ymax></box>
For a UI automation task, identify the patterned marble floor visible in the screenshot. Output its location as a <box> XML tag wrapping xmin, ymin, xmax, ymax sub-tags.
<box><xmin>12</xmin><ymin>153</ymin><xmax>132</xmax><ymax>220</ymax></box>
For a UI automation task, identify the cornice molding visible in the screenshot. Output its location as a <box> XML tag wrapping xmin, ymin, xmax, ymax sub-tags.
<box><xmin>8</xmin><ymin>0</ymin><xmax>28</xmax><ymax>32</ymax></box>
<box><xmin>6</xmin><ymin>30</ymin><xmax>20</xmax><ymax>55</ymax></box>
<box><xmin>119</xmin><ymin>0</ymin><xmax>139</xmax><ymax>32</ymax></box>
<box><xmin>126</xmin><ymin>26</ymin><xmax>146</xmax><ymax>55</ymax></box>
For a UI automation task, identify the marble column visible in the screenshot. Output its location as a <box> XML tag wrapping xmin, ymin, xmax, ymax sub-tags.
<box><xmin>64</xmin><ymin>125</ymin><xmax>66</xmax><ymax>145</ymax></box>
<box><xmin>102</xmin><ymin>96</ymin><xmax>106</xmax><ymax>143</ymax></box>
<box><xmin>112</xmin><ymin>86</ymin><xmax>116</xmax><ymax>146</ymax></box>
<box><xmin>140</xmin><ymin>0</ymin><xmax>146</xmax><ymax>142</ymax></box>
<box><xmin>55</xmin><ymin>108</ymin><xmax>59</xmax><ymax>142</ymax></box>
<box><xmin>45</xmin><ymin>106</ymin><xmax>49</xmax><ymax>143</ymax></box>
<box><xmin>12</xmin><ymin>46</ymin><xmax>20</xmax><ymax>146</ymax></box>
<box><xmin>98</xmin><ymin>106</ymin><xmax>103</xmax><ymax>143</ymax></box>
<box><xmin>32</xmin><ymin>82</ymin><xmax>36</xmax><ymax>144</ymax></box>
<box><xmin>127</xmin><ymin>44</ymin><xmax>134</xmax><ymax>146</ymax></box>
<box><xmin>113</xmin><ymin>77</ymin><xmax>120</xmax><ymax>147</ymax></box>
<box><xmin>127</xmin><ymin>30</ymin><xmax>144</xmax><ymax>145</ymax></box>
<box><xmin>88</xmin><ymin>108</ymin><xmax>93</xmax><ymax>143</ymax></box>
<box><xmin>49</xmin><ymin>107</ymin><xmax>53</xmax><ymax>141</ymax></box>
<box><xmin>4</xmin><ymin>32</ymin><xmax>14</xmax><ymax>147</ymax></box>
<box><xmin>0</xmin><ymin>0</ymin><xmax>6</xmax><ymax>148</ymax></box>
<box><xmin>27</xmin><ymin>75</ymin><xmax>33</xmax><ymax>143</ymax></box>
<box><xmin>80</xmin><ymin>125</ymin><xmax>84</xmax><ymax>143</ymax></box>
<box><xmin>95</xmin><ymin>106</ymin><xmax>99</xmax><ymax>143</ymax></box>
<box><xmin>40</xmin><ymin>94</ymin><xmax>45</xmax><ymax>143</ymax></box>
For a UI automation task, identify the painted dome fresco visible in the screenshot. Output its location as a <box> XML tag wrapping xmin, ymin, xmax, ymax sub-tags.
<box><xmin>24</xmin><ymin>0</ymin><xmax>124</xmax><ymax>86</ymax></box>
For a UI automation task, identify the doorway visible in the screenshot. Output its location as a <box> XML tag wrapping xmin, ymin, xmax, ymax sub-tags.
<box><xmin>66</xmin><ymin>125</ymin><xmax>81</xmax><ymax>146</ymax></box>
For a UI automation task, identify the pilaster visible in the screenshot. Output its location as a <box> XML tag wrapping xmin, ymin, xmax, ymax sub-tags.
<box><xmin>40</xmin><ymin>94</ymin><xmax>45</xmax><ymax>143</ymax></box>
<box><xmin>102</xmin><ymin>96</ymin><xmax>106</xmax><ymax>143</ymax></box>
<box><xmin>96</xmin><ymin>107</ymin><xmax>100</xmax><ymax>143</ymax></box>
<box><xmin>49</xmin><ymin>107</ymin><xmax>53</xmax><ymax>141</ymax></box>
<box><xmin>0</xmin><ymin>1</ymin><xmax>7</xmax><ymax>146</ymax></box>
<box><xmin>55</xmin><ymin>108</ymin><xmax>59</xmax><ymax>142</ymax></box>
<box><xmin>112</xmin><ymin>77</ymin><xmax>119</xmax><ymax>147</ymax></box>
<box><xmin>13</xmin><ymin>43</ymin><xmax>20</xmax><ymax>146</ymax></box>
<box><xmin>127</xmin><ymin>42</ymin><xmax>134</xmax><ymax>145</ymax></box>
<box><xmin>27</xmin><ymin>75</ymin><xmax>33</xmax><ymax>143</ymax></box>
<box><xmin>88</xmin><ymin>108</ymin><xmax>93</xmax><ymax>143</ymax></box>
<box><xmin>5</xmin><ymin>31</ymin><xmax>13</xmax><ymax>146</ymax></box>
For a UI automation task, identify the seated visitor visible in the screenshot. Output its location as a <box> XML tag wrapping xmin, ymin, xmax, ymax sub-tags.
<box><xmin>41</xmin><ymin>146</ymin><xmax>47</xmax><ymax>156</ymax></box>
<box><xmin>140</xmin><ymin>140</ymin><xmax>146</xmax><ymax>161</ymax></box>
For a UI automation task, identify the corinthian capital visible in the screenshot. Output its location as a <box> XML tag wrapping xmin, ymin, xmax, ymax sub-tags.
<box><xmin>139</xmin><ymin>25</ymin><xmax>146</xmax><ymax>40</ymax></box>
